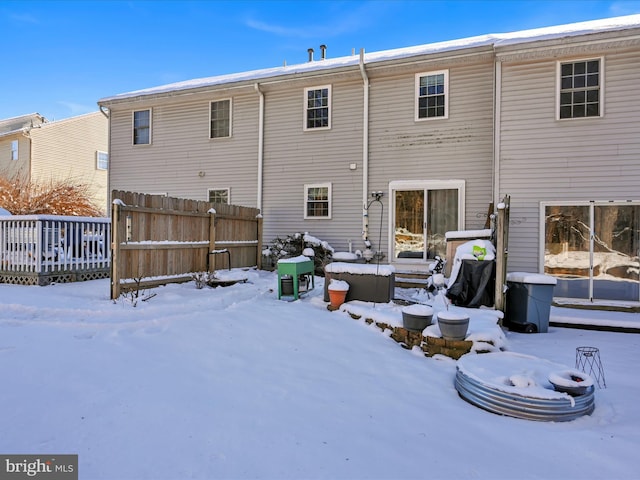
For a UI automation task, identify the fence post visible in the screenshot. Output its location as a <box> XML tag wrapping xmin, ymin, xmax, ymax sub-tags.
<box><xmin>208</xmin><ymin>208</ymin><xmax>217</xmax><ymax>273</ymax></box>
<box><xmin>494</xmin><ymin>195</ymin><xmax>510</xmax><ymax>317</ymax></box>
<box><xmin>256</xmin><ymin>214</ymin><xmax>263</xmax><ymax>269</ymax></box>
<box><xmin>111</xmin><ymin>200</ymin><xmax>121</xmax><ymax>300</ymax></box>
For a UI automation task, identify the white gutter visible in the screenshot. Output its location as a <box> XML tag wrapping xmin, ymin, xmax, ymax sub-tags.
<box><xmin>359</xmin><ymin>48</ymin><xmax>370</xmax><ymax>242</ymax></box>
<box><xmin>254</xmin><ymin>83</ymin><xmax>265</xmax><ymax>211</ymax></box>
<box><xmin>493</xmin><ymin>59</ymin><xmax>502</xmax><ymax>205</ymax></box>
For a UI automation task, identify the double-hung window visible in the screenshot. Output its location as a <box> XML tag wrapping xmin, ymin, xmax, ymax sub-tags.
<box><xmin>558</xmin><ymin>58</ymin><xmax>602</xmax><ymax>119</ymax></box>
<box><xmin>304</xmin><ymin>86</ymin><xmax>331</xmax><ymax>130</ymax></box>
<box><xmin>208</xmin><ymin>188</ymin><xmax>230</xmax><ymax>204</ymax></box>
<box><xmin>96</xmin><ymin>151</ymin><xmax>109</xmax><ymax>170</ymax></box>
<box><xmin>416</xmin><ymin>70</ymin><xmax>448</xmax><ymax>120</ymax></box>
<box><xmin>10</xmin><ymin>140</ymin><xmax>18</xmax><ymax>160</ymax></box>
<box><xmin>304</xmin><ymin>183</ymin><xmax>331</xmax><ymax>219</ymax></box>
<box><xmin>133</xmin><ymin>109</ymin><xmax>151</xmax><ymax>145</ymax></box>
<box><xmin>210</xmin><ymin>99</ymin><xmax>231</xmax><ymax>138</ymax></box>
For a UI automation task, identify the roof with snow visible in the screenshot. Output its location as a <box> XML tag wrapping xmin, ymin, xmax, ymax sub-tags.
<box><xmin>99</xmin><ymin>14</ymin><xmax>640</xmax><ymax>104</ymax></box>
<box><xmin>0</xmin><ymin>113</ymin><xmax>47</xmax><ymax>137</ymax></box>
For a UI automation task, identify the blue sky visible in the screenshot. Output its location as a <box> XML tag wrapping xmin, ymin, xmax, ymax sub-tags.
<box><xmin>2</xmin><ymin>0</ymin><xmax>640</xmax><ymax>122</ymax></box>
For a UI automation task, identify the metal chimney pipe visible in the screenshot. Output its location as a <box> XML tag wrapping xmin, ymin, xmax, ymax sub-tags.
<box><xmin>320</xmin><ymin>44</ymin><xmax>327</xmax><ymax>60</ymax></box>
<box><xmin>307</xmin><ymin>48</ymin><xmax>314</xmax><ymax>62</ymax></box>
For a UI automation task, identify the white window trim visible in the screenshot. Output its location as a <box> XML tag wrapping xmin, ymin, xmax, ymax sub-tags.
<box><xmin>304</xmin><ymin>182</ymin><xmax>332</xmax><ymax>219</ymax></box>
<box><xmin>388</xmin><ymin>179</ymin><xmax>465</xmax><ymax>262</ymax></box>
<box><xmin>208</xmin><ymin>187</ymin><xmax>230</xmax><ymax>204</ymax></box>
<box><xmin>415</xmin><ymin>70</ymin><xmax>449</xmax><ymax>121</ymax></box>
<box><xmin>132</xmin><ymin>108</ymin><xmax>152</xmax><ymax>146</ymax></box>
<box><xmin>303</xmin><ymin>85</ymin><xmax>332</xmax><ymax>131</ymax></box>
<box><xmin>11</xmin><ymin>140</ymin><xmax>18</xmax><ymax>161</ymax></box>
<box><xmin>556</xmin><ymin>56</ymin><xmax>604</xmax><ymax>121</ymax></box>
<box><xmin>209</xmin><ymin>98</ymin><xmax>233</xmax><ymax>139</ymax></box>
<box><xmin>96</xmin><ymin>150</ymin><xmax>108</xmax><ymax>170</ymax></box>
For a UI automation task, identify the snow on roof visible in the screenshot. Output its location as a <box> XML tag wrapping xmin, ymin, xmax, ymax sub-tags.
<box><xmin>99</xmin><ymin>14</ymin><xmax>640</xmax><ymax>104</ymax></box>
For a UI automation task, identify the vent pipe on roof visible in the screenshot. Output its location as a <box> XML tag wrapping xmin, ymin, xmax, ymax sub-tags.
<box><xmin>307</xmin><ymin>48</ymin><xmax>314</xmax><ymax>62</ymax></box>
<box><xmin>320</xmin><ymin>44</ymin><xmax>327</xmax><ymax>60</ymax></box>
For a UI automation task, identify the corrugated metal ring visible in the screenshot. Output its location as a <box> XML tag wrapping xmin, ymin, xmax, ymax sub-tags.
<box><xmin>455</xmin><ymin>368</ymin><xmax>595</xmax><ymax>422</ymax></box>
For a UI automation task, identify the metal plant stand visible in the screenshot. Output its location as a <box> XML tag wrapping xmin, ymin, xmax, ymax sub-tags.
<box><xmin>576</xmin><ymin>346</ymin><xmax>606</xmax><ymax>389</ymax></box>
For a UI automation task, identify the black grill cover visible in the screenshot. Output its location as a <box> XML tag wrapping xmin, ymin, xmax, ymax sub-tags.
<box><xmin>446</xmin><ymin>259</ymin><xmax>495</xmax><ymax>308</ymax></box>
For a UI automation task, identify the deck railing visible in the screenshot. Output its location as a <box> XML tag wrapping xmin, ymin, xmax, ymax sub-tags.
<box><xmin>0</xmin><ymin>215</ymin><xmax>110</xmax><ymax>284</ymax></box>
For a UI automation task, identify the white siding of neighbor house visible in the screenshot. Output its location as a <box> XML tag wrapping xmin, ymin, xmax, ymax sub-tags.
<box><xmin>108</xmin><ymin>90</ymin><xmax>260</xmax><ymax>209</ymax></box>
<box><xmin>367</xmin><ymin>58</ymin><xmax>495</xmax><ymax>255</ymax></box>
<box><xmin>498</xmin><ymin>47</ymin><xmax>640</xmax><ymax>273</ymax></box>
<box><xmin>261</xmin><ymin>76</ymin><xmax>364</xmax><ymax>252</ymax></box>
<box><xmin>29</xmin><ymin>112</ymin><xmax>109</xmax><ymax>214</ymax></box>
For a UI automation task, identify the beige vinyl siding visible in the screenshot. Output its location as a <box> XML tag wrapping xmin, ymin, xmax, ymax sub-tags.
<box><xmin>109</xmin><ymin>91</ymin><xmax>260</xmax><ymax>208</ymax></box>
<box><xmin>368</xmin><ymin>59</ymin><xmax>495</xmax><ymax>254</ymax></box>
<box><xmin>29</xmin><ymin>112</ymin><xmax>109</xmax><ymax>213</ymax></box>
<box><xmin>0</xmin><ymin>135</ymin><xmax>30</xmax><ymax>180</ymax></box>
<box><xmin>499</xmin><ymin>48</ymin><xmax>640</xmax><ymax>272</ymax></box>
<box><xmin>261</xmin><ymin>78</ymin><xmax>364</xmax><ymax>251</ymax></box>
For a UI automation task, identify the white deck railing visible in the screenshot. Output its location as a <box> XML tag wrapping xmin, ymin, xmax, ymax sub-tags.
<box><xmin>0</xmin><ymin>215</ymin><xmax>111</xmax><ymax>273</ymax></box>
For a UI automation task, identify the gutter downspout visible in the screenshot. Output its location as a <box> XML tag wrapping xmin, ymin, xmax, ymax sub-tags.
<box><xmin>98</xmin><ymin>105</ymin><xmax>112</xmax><ymax>206</ymax></box>
<box><xmin>493</xmin><ymin>59</ymin><xmax>501</xmax><ymax>205</ymax></box>
<box><xmin>359</xmin><ymin>49</ymin><xmax>370</xmax><ymax>244</ymax></box>
<box><xmin>254</xmin><ymin>83</ymin><xmax>265</xmax><ymax>212</ymax></box>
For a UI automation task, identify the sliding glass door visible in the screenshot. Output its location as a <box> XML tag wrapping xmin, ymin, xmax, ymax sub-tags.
<box><xmin>391</xmin><ymin>181</ymin><xmax>464</xmax><ymax>264</ymax></box>
<box><xmin>543</xmin><ymin>202</ymin><xmax>640</xmax><ymax>301</ymax></box>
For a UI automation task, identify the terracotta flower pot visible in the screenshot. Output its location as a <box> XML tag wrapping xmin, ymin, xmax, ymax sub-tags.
<box><xmin>328</xmin><ymin>279</ymin><xmax>349</xmax><ymax>309</ymax></box>
<box><xmin>328</xmin><ymin>288</ymin><xmax>348</xmax><ymax>309</ymax></box>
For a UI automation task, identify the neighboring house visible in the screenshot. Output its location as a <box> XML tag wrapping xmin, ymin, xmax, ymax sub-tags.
<box><xmin>98</xmin><ymin>14</ymin><xmax>640</xmax><ymax>302</ymax></box>
<box><xmin>0</xmin><ymin>112</ymin><xmax>109</xmax><ymax>214</ymax></box>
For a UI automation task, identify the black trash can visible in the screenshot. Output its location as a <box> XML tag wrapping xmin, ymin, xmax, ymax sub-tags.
<box><xmin>505</xmin><ymin>272</ymin><xmax>557</xmax><ymax>333</ymax></box>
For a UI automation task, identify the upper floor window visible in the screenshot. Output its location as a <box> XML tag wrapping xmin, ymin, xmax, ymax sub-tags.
<box><xmin>96</xmin><ymin>151</ymin><xmax>109</xmax><ymax>170</ymax></box>
<box><xmin>416</xmin><ymin>70</ymin><xmax>448</xmax><ymax>120</ymax></box>
<box><xmin>304</xmin><ymin>86</ymin><xmax>331</xmax><ymax>130</ymax></box>
<box><xmin>208</xmin><ymin>188</ymin><xmax>229</xmax><ymax>204</ymax></box>
<box><xmin>304</xmin><ymin>183</ymin><xmax>331</xmax><ymax>219</ymax></box>
<box><xmin>210</xmin><ymin>99</ymin><xmax>231</xmax><ymax>138</ymax></box>
<box><xmin>558</xmin><ymin>58</ymin><xmax>602</xmax><ymax>119</ymax></box>
<box><xmin>10</xmin><ymin>140</ymin><xmax>18</xmax><ymax>160</ymax></box>
<box><xmin>133</xmin><ymin>109</ymin><xmax>151</xmax><ymax>145</ymax></box>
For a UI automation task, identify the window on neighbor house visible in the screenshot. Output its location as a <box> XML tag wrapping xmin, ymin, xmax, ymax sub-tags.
<box><xmin>96</xmin><ymin>151</ymin><xmax>109</xmax><ymax>170</ymax></box>
<box><xmin>11</xmin><ymin>140</ymin><xmax>18</xmax><ymax>160</ymax></box>
<box><xmin>304</xmin><ymin>86</ymin><xmax>331</xmax><ymax>130</ymax></box>
<box><xmin>208</xmin><ymin>188</ymin><xmax>229</xmax><ymax>204</ymax></box>
<box><xmin>304</xmin><ymin>183</ymin><xmax>331</xmax><ymax>219</ymax></box>
<box><xmin>210</xmin><ymin>99</ymin><xmax>231</xmax><ymax>138</ymax></box>
<box><xmin>416</xmin><ymin>70</ymin><xmax>448</xmax><ymax>120</ymax></box>
<box><xmin>133</xmin><ymin>109</ymin><xmax>151</xmax><ymax>145</ymax></box>
<box><xmin>558</xmin><ymin>59</ymin><xmax>602</xmax><ymax>119</ymax></box>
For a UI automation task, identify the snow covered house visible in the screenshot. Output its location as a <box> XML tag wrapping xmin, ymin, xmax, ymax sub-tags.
<box><xmin>0</xmin><ymin>112</ymin><xmax>109</xmax><ymax>214</ymax></box>
<box><xmin>98</xmin><ymin>14</ymin><xmax>640</xmax><ymax>303</ymax></box>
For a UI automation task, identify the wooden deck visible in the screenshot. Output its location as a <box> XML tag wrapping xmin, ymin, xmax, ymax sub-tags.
<box><xmin>0</xmin><ymin>215</ymin><xmax>110</xmax><ymax>285</ymax></box>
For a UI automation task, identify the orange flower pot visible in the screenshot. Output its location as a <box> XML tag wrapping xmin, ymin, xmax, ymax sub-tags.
<box><xmin>328</xmin><ymin>288</ymin><xmax>348</xmax><ymax>309</ymax></box>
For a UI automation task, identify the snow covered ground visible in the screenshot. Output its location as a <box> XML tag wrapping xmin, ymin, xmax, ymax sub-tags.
<box><xmin>1</xmin><ymin>269</ymin><xmax>639</xmax><ymax>480</ymax></box>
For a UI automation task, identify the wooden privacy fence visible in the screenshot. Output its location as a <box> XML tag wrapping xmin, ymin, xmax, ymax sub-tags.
<box><xmin>110</xmin><ymin>190</ymin><xmax>262</xmax><ymax>299</ymax></box>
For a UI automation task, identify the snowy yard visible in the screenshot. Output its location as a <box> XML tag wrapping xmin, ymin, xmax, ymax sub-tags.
<box><xmin>1</xmin><ymin>269</ymin><xmax>639</xmax><ymax>480</ymax></box>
